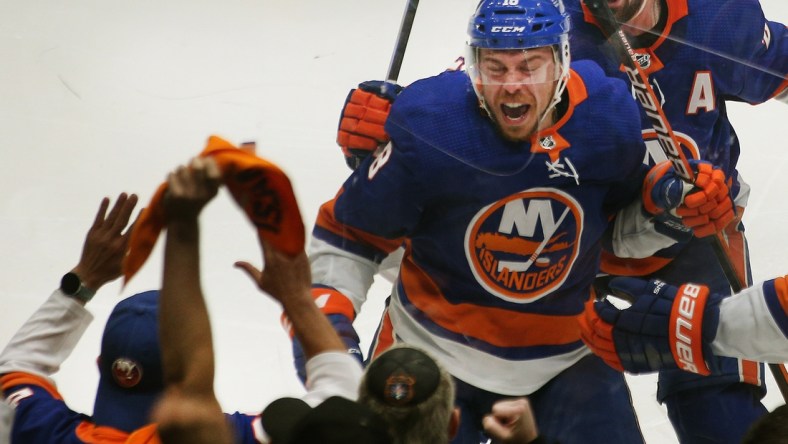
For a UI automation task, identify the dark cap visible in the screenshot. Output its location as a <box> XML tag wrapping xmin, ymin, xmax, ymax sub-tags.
<box><xmin>364</xmin><ymin>346</ymin><xmax>441</xmax><ymax>407</ymax></box>
<box><xmin>262</xmin><ymin>396</ymin><xmax>391</xmax><ymax>444</ymax></box>
<box><xmin>93</xmin><ymin>290</ymin><xmax>164</xmax><ymax>432</ymax></box>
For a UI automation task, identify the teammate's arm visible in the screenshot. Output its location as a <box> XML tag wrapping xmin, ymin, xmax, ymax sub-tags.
<box><xmin>713</xmin><ymin>275</ymin><xmax>788</xmax><ymax>362</ymax></box>
<box><xmin>727</xmin><ymin>1</ymin><xmax>788</xmax><ymax>103</ymax></box>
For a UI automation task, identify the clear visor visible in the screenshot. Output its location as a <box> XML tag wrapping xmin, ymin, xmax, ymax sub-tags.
<box><xmin>466</xmin><ymin>45</ymin><xmax>562</xmax><ymax>86</ymax></box>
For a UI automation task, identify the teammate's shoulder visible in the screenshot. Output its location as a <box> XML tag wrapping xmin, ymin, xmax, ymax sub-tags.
<box><xmin>569</xmin><ymin>60</ymin><xmax>631</xmax><ymax>101</ymax></box>
<box><xmin>684</xmin><ymin>0</ymin><xmax>764</xmax><ymax>30</ymax></box>
<box><xmin>396</xmin><ymin>70</ymin><xmax>469</xmax><ymax>107</ymax></box>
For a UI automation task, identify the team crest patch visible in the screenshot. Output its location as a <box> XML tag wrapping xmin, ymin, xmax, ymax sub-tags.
<box><xmin>112</xmin><ymin>357</ymin><xmax>143</xmax><ymax>388</ymax></box>
<box><xmin>635</xmin><ymin>52</ymin><xmax>651</xmax><ymax>69</ymax></box>
<box><xmin>539</xmin><ymin>136</ymin><xmax>556</xmax><ymax>150</ymax></box>
<box><xmin>384</xmin><ymin>374</ymin><xmax>416</xmax><ymax>406</ymax></box>
<box><xmin>466</xmin><ymin>188</ymin><xmax>582</xmax><ymax>303</ymax></box>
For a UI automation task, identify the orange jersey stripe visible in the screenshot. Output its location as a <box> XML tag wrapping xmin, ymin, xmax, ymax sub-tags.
<box><xmin>370</xmin><ymin>309</ymin><xmax>396</xmax><ymax>360</ymax></box>
<box><xmin>1</xmin><ymin>372</ymin><xmax>62</xmax><ymax>401</ymax></box>
<box><xmin>75</xmin><ymin>422</ymin><xmax>160</xmax><ymax>444</ymax></box>
<box><xmin>399</xmin><ymin>257</ymin><xmax>582</xmax><ymax>348</ymax></box>
<box><xmin>315</xmin><ymin>197</ymin><xmax>404</xmax><ymax>255</ymax></box>
<box><xmin>739</xmin><ymin>359</ymin><xmax>762</xmax><ymax>387</ymax></box>
<box><xmin>600</xmin><ymin>250</ymin><xmax>673</xmax><ymax>276</ymax></box>
<box><xmin>774</xmin><ymin>276</ymin><xmax>788</xmax><ymax>321</ymax></box>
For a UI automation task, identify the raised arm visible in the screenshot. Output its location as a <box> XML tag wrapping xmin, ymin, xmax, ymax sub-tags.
<box><xmin>0</xmin><ymin>193</ymin><xmax>138</xmax><ymax>379</ymax></box>
<box><xmin>152</xmin><ymin>157</ymin><xmax>232</xmax><ymax>444</ymax></box>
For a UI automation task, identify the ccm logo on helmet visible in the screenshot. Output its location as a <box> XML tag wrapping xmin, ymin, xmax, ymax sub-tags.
<box><xmin>491</xmin><ymin>26</ymin><xmax>526</xmax><ymax>33</ymax></box>
<box><xmin>671</xmin><ymin>283</ymin><xmax>709</xmax><ymax>375</ymax></box>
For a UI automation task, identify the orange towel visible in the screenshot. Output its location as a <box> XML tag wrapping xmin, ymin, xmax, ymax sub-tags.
<box><xmin>122</xmin><ymin>135</ymin><xmax>305</xmax><ymax>284</ymax></box>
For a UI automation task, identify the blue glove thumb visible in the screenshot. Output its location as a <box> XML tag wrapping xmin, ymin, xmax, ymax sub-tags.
<box><xmin>358</xmin><ymin>80</ymin><xmax>403</xmax><ymax>102</ymax></box>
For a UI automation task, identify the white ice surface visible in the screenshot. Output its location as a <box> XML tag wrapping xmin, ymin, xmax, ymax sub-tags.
<box><xmin>0</xmin><ymin>1</ymin><xmax>786</xmax><ymax>442</ymax></box>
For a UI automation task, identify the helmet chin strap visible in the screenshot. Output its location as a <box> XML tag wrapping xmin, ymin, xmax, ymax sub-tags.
<box><xmin>536</xmin><ymin>44</ymin><xmax>570</xmax><ymax>133</ymax></box>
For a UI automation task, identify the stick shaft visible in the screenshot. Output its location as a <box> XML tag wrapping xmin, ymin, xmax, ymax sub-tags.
<box><xmin>386</xmin><ymin>0</ymin><xmax>420</xmax><ymax>82</ymax></box>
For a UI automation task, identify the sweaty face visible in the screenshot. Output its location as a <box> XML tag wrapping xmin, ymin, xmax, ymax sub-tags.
<box><xmin>607</xmin><ymin>0</ymin><xmax>647</xmax><ymax>23</ymax></box>
<box><xmin>476</xmin><ymin>48</ymin><xmax>559</xmax><ymax>142</ymax></box>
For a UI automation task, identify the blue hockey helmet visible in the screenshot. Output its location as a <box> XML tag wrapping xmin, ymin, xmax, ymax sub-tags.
<box><xmin>468</xmin><ymin>0</ymin><xmax>571</xmax><ymax>50</ymax></box>
<box><xmin>466</xmin><ymin>0</ymin><xmax>572</xmax><ymax>119</ymax></box>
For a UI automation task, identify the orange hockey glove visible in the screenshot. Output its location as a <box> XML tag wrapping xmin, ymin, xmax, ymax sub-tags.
<box><xmin>642</xmin><ymin>160</ymin><xmax>736</xmax><ymax>238</ymax></box>
<box><xmin>337</xmin><ymin>80</ymin><xmax>402</xmax><ymax>170</ymax></box>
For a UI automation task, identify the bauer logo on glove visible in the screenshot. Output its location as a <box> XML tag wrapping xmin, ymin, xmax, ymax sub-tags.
<box><xmin>579</xmin><ymin>276</ymin><xmax>722</xmax><ymax>375</ymax></box>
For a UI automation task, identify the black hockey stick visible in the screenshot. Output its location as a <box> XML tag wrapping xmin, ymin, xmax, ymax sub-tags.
<box><xmin>581</xmin><ymin>0</ymin><xmax>788</xmax><ymax>401</ymax></box>
<box><xmin>386</xmin><ymin>0</ymin><xmax>420</xmax><ymax>83</ymax></box>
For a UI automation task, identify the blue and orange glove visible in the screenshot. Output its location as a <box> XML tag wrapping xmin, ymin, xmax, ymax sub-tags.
<box><xmin>579</xmin><ymin>277</ymin><xmax>722</xmax><ymax>375</ymax></box>
<box><xmin>337</xmin><ymin>80</ymin><xmax>403</xmax><ymax>170</ymax></box>
<box><xmin>642</xmin><ymin>160</ymin><xmax>736</xmax><ymax>238</ymax></box>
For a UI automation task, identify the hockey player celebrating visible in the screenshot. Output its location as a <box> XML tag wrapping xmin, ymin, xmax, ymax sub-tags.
<box><xmin>565</xmin><ymin>1</ymin><xmax>788</xmax><ymax>442</ymax></box>
<box><xmin>337</xmin><ymin>0</ymin><xmax>788</xmax><ymax>442</ymax></box>
<box><xmin>304</xmin><ymin>0</ymin><xmax>734</xmax><ymax>442</ymax></box>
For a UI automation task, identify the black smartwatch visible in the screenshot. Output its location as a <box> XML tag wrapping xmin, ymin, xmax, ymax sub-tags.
<box><xmin>60</xmin><ymin>272</ymin><xmax>96</xmax><ymax>303</ymax></box>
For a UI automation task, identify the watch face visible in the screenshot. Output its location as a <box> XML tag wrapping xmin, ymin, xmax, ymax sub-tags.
<box><xmin>61</xmin><ymin>272</ymin><xmax>82</xmax><ymax>295</ymax></box>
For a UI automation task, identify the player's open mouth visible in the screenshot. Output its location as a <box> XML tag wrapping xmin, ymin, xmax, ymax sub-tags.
<box><xmin>501</xmin><ymin>103</ymin><xmax>530</xmax><ymax>122</ymax></box>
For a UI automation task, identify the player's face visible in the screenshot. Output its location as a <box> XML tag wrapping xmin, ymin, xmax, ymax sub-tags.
<box><xmin>607</xmin><ymin>0</ymin><xmax>648</xmax><ymax>23</ymax></box>
<box><xmin>476</xmin><ymin>48</ymin><xmax>559</xmax><ymax>142</ymax></box>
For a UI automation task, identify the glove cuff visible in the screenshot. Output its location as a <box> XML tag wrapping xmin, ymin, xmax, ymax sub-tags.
<box><xmin>668</xmin><ymin>283</ymin><xmax>713</xmax><ymax>375</ymax></box>
<box><xmin>642</xmin><ymin>162</ymin><xmax>674</xmax><ymax>215</ymax></box>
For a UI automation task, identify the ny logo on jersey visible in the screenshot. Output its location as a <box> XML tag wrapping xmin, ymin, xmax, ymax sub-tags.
<box><xmin>466</xmin><ymin>189</ymin><xmax>582</xmax><ymax>303</ymax></box>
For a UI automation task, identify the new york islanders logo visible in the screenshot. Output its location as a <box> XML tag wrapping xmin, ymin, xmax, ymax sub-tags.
<box><xmin>466</xmin><ymin>188</ymin><xmax>582</xmax><ymax>303</ymax></box>
<box><xmin>384</xmin><ymin>374</ymin><xmax>416</xmax><ymax>406</ymax></box>
<box><xmin>111</xmin><ymin>357</ymin><xmax>143</xmax><ymax>389</ymax></box>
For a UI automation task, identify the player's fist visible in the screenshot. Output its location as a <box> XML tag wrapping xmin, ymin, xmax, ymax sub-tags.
<box><xmin>642</xmin><ymin>160</ymin><xmax>735</xmax><ymax>237</ymax></box>
<box><xmin>337</xmin><ymin>80</ymin><xmax>403</xmax><ymax>170</ymax></box>
<box><xmin>579</xmin><ymin>277</ymin><xmax>722</xmax><ymax>375</ymax></box>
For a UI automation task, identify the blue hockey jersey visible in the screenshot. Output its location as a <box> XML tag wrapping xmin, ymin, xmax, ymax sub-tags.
<box><xmin>310</xmin><ymin>61</ymin><xmax>652</xmax><ymax>395</ymax></box>
<box><xmin>567</xmin><ymin>0</ymin><xmax>788</xmax><ymax>276</ymax></box>
<box><xmin>566</xmin><ymin>0</ymin><xmax>787</xmax><ymax>401</ymax></box>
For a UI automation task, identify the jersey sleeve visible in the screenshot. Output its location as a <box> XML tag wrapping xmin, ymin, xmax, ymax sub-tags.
<box><xmin>310</xmin><ymin>132</ymin><xmax>427</xmax><ymax>313</ymax></box>
<box><xmin>717</xmin><ymin>0</ymin><xmax>788</xmax><ymax>103</ymax></box>
<box><xmin>1</xmin><ymin>372</ymin><xmax>87</xmax><ymax>443</ymax></box>
<box><xmin>300</xmin><ymin>351</ymin><xmax>363</xmax><ymax>406</ymax></box>
<box><xmin>712</xmin><ymin>275</ymin><xmax>788</xmax><ymax>361</ymax></box>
